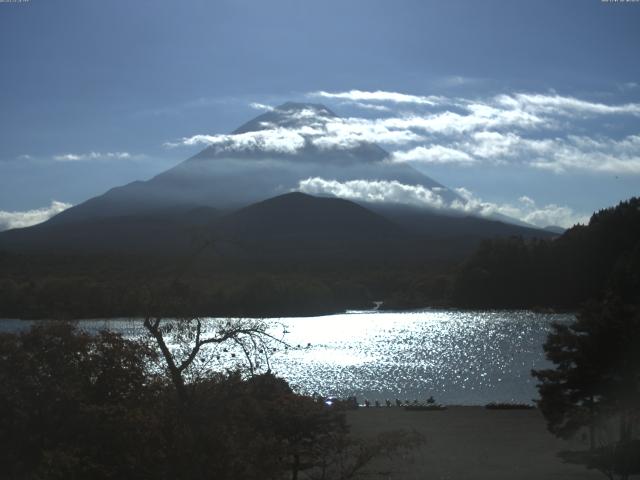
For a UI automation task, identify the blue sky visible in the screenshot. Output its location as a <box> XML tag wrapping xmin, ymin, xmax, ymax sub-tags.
<box><xmin>1</xmin><ymin>0</ymin><xmax>639</xmax><ymax>228</ymax></box>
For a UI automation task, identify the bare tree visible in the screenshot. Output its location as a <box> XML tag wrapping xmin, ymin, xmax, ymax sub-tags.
<box><xmin>143</xmin><ymin>316</ymin><xmax>288</xmax><ymax>404</ymax></box>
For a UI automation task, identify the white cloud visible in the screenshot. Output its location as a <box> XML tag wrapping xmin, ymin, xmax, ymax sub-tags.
<box><xmin>297</xmin><ymin>177</ymin><xmax>586</xmax><ymax>228</ymax></box>
<box><xmin>298</xmin><ymin>177</ymin><xmax>447</xmax><ymax>209</ymax></box>
<box><xmin>167</xmin><ymin>113</ymin><xmax>424</xmax><ymax>153</ymax></box>
<box><xmin>378</xmin><ymin>107</ymin><xmax>546</xmax><ymax>136</ymax></box>
<box><xmin>0</xmin><ymin>201</ymin><xmax>72</xmax><ymax>231</ymax></box>
<box><xmin>529</xmin><ymin>134</ymin><xmax>640</xmax><ymax>174</ymax></box>
<box><xmin>167</xmin><ymin>90</ymin><xmax>640</xmax><ymax>175</ymax></box>
<box><xmin>437</xmin><ymin>75</ymin><xmax>479</xmax><ymax>87</ymax></box>
<box><xmin>53</xmin><ymin>151</ymin><xmax>134</xmax><ymax>162</ymax></box>
<box><xmin>249</xmin><ymin>102</ymin><xmax>274</xmax><ymax>111</ymax></box>
<box><xmin>346</xmin><ymin>102</ymin><xmax>391</xmax><ymax>112</ymax></box>
<box><xmin>455</xmin><ymin>131</ymin><xmax>640</xmax><ymax>174</ymax></box>
<box><xmin>495</xmin><ymin>93</ymin><xmax>640</xmax><ymax>117</ymax></box>
<box><xmin>312</xmin><ymin>118</ymin><xmax>423</xmax><ymax>149</ymax></box>
<box><xmin>391</xmin><ymin>145</ymin><xmax>475</xmax><ymax>165</ymax></box>
<box><xmin>171</xmin><ymin>128</ymin><xmax>308</xmax><ymax>154</ymax></box>
<box><xmin>313</xmin><ymin>89</ymin><xmax>443</xmax><ymax>105</ymax></box>
<box><xmin>451</xmin><ymin>188</ymin><xmax>588</xmax><ymax>228</ymax></box>
<box><xmin>54</xmin><ymin>154</ymin><xmax>85</xmax><ymax>161</ymax></box>
<box><xmin>463</xmin><ymin>131</ymin><xmax>523</xmax><ymax>160</ymax></box>
<box><xmin>173</xmin><ymin>92</ymin><xmax>551</xmax><ymax>155</ymax></box>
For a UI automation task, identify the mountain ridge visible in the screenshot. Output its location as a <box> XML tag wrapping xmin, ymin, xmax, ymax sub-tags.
<box><xmin>42</xmin><ymin>102</ymin><xmax>462</xmax><ymax>222</ymax></box>
<box><xmin>0</xmin><ymin>103</ymin><xmax>554</xmax><ymax>258</ymax></box>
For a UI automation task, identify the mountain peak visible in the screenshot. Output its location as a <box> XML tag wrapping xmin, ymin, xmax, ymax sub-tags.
<box><xmin>233</xmin><ymin>102</ymin><xmax>336</xmax><ymax>134</ymax></box>
<box><xmin>30</xmin><ymin>100</ymin><xmax>463</xmax><ymax>223</ymax></box>
<box><xmin>190</xmin><ymin>99</ymin><xmax>392</xmax><ymax>162</ymax></box>
<box><xmin>275</xmin><ymin>101</ymin><xmax>334</xmax><ymax>114</ymax></box>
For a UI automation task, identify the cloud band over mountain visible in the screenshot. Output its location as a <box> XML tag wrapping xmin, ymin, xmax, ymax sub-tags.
<box><xmin>165</xmin><ymin>90</ymin><xmax>640</xmax><ymax>175</ymax></box>
<box><xmin>0</xmin><ymin>201</ymin><xmax>72</xmax><ymax>231</ymax></box>
<box><xmin>298</xmin><ymin>177</ymin><xmax>587</xmax><ymax>228</ymax></box>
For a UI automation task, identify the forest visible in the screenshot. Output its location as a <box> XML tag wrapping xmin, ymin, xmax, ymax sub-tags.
<box><xmin>452</xmin><ymin>197</ymin><xmax>640</xmax><ymax>309</ymax></box>
<box><xmin>0</xmin><ymin>197</ymin><xmax>638</xmax><ymax>319</ymax></box>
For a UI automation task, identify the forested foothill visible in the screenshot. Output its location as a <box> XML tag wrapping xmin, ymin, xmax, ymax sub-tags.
<box><xmin>453</xmin><ymin>197</ymin><xmax>640</xmax><ymax>310</ymax></box>
<box><xmin>0</xmin><ymin>251</ymin><xmax>455</xmax><ymax>319</ymax></box>
<box><xmin>523</xmin><ymin>197</ymin><xmax>640</xmax><ymax>479</ymax></box>
<box><xmin>1</xmin><ymin>197</ymin><xmax>639</xmax><ymax>319</ymax></box>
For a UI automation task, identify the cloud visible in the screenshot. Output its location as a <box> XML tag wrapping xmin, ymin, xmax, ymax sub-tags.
<box><xmin>167</xmin><ymin>89</ymin><xmax>640</xmax><ymax>175</ymax></box>
<box><xmin>298</xmin><ymin>177</ymin><xmax>447</xmax><ymax>209</ymax></box>
<box><xmin>53</xmin><ymin>152</ymin><xmax>134</xmax><ymax>162</ymax></box>
<box><xmin>451</xmin><ymin>188</ymin><xmax>588</xmax><ymax>228</ymax></box>
<box><xmin>249</xmin><ymin>102</ymin><xmax>274</xmax><ymax>111</ymax></box>
<box><xmin>529</xmin><ymin>134</ymin><xmax>640</xmax><ymax>174</ymax></box>
<box><xmin>312</xmin><ymin>117</ymin><xmax>423</xmax><ymax>149</ymax></box>
<box><xmin>0</xmin><ymin>201</ymin><xmax>72</xmax><ymax>231</ymax></box>
<box><xmin>169</xmin><ymin>128</ymin><xmax>308</xmax><ymax>154</ymax></box>
<box><xmin>453</xmin><ymin>131</ymin><xmax>640</xmax><ymax>174</ymax></box>
<box><xmin>437</xmin><ymin>75</ymin><xmax>479</xmax><ymax>87</ymax></box>
<box><xmin>312</xmin><ymin>89</ymin><xmax>443</xmax><ymax>105</ymax></box>
<box><xmin>391</xmin><ymin>145</ymin><xmax>475</xmax><ymax>165</ymax></box>
<box><xmin>297</xmin><ymin>177</ymin><xmax>586</xmax><ymax>228</ymax></box>
<box><xmin>346</xmin><ymin>102</ymin><xmax>391</xmax><ymax>112</ymax></box>
<box><xmin>462</xmin><ymin>131</ymin><xmax>523</xmax><ymax>160</ymax></box>
<box><xmin>167</xmin><ymin>110</ymin><xmax>425</xmax><ymax>152</ymax></box>
<box><xmin>495</xmin><ymin>93</ymin><xmax>640</xmax><ymax>117</ymax></box>
<box><xmin>378</xmin><ymin>106</ymin><xmax>546</xmax><ymax>135</ymax></box>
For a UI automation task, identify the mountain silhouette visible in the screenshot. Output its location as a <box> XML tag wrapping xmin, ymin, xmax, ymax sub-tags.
<box><xmin>45</xmin><ymin>102</ymin><xmax>459</xmax><ymax>225</ymax></box>
<box><xmin>0</xmin><ymin>103</ymin><xmax>554</xmax><ymax>258</ymax></box>
<box><xmin>216</xmin><ymin>192</ymin><xmax>399</xmax><ymax>239</ymax></box>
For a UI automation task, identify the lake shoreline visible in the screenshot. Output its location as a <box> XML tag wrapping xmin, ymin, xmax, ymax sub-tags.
<box><xmin>0</xmin><ymin>305</ymin><xmax>577</xmax><ymax>322</ymax></box>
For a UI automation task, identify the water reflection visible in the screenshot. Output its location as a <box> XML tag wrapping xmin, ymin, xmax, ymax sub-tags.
<box><xmin>270</xmin><ymin>310</ymin><xmax>572</xmax><ymax>405</ymax></box>
<box><xmin>0</xmin><ymin>310</ymin><xmax>573</xmax><ymax>405</ymax></box>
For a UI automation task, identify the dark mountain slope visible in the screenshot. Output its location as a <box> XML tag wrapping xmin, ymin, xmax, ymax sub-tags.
<box><xmin>369</xmin><ymin>204</ymin><xmax>556</xmax><ymax>240</ymax></box>
<box><xmin>216</xmin><ymin>192</ymin><xmax>400</xmax><ymax>240</ymax></box>
<box><xmin>0</xmin><ymin>191</ymin><xmax>553</xmax><ymax>261</ymax></box>
<box><xmin>207</xmin><ymin>192</ymin><xmax>414</xmax><ymax>263</ymax></box>
<box><xmin>0</xmin><ymin>207</ymin><xmax>221</xmax><ymax>254</ymax></box>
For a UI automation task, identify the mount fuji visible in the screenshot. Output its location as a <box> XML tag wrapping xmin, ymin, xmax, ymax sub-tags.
<box><xmin>0</xmin><ymin>103</ymin><xmax>552</xmax><ymax>257</ymax></box>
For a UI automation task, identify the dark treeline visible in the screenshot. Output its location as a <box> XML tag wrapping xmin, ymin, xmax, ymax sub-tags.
<box><xmin>532</xmin><ymin>298</ymin><xmax>640</xmax><ymax>479</ymax></box>
<box><xmin>453</xmin><ymin>197</ymin><xmax>640</xmax><ymax>309</ymax></box>
<box><xmin>1</xmin><ymin>197</ymin><xmax>638</xmax><ymax>318</ymax></box>
<box><xmin>0</xmin><ymin>250</ymin><xmax>455</xmax><ymax>319</ymax></box>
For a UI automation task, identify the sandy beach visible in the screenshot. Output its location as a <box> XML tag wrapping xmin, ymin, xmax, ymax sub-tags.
<box><xmin>346</xmin><ymin>406</ymin><xmax>605</xmax><ymax>480</ymax></box>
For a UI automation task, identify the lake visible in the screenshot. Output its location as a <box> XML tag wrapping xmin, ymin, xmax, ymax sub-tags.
<box><xmin>0</xmin><ymin>309</ymin><xmax>573</xmax><ymax>405</ymax></box>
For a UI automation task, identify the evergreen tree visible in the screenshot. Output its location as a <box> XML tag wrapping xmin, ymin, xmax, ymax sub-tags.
<box><xmin>532</xmin><ymin>298</ymin><xmax>640</xmax><ymax>479</ymax></box>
